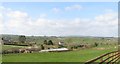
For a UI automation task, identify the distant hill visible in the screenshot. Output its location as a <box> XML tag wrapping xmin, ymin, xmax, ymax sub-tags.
<box><xmin>0</xmin><ymin>34</ymin><xmax>118</xmax><ymax>45</ymax></box>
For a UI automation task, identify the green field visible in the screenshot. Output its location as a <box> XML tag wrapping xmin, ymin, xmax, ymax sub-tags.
<box><xmin>2</xmin><ymin>45</ymin><xmax>25</xmax><ymax>51</ymax></box>
<box><xmin>1</xmin><ymin>35</ymin><xmax>118</xmax><ymax>62</ymax></box>
<box><xmin>2</xmin><ymin>45</ymin><xmax>117</xmax><ymax>62</ymax></box>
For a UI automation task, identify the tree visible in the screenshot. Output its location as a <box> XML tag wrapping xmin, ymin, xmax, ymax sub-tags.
<box><xmin>94</xmin><ymin>42</ymin><xmax>98</xmax><ymax>47</ymax></box>
<box><xmin>48</xmin><ymin>40</ymin><xmax>53</xmax><ymax>45</ymax></box>
<box><xmin>1</xmin><ymin>37</ymin><xmax>4</xmax><ymax>40</ymax></box>
<box><xmin>41</xmin><ymin>45</ymin><xmax>44</xmax><ymax>50</ymax></box>
<box><xmin>44</xmin><ymin>40</ymin><xmax>48</xmax><ymax>45</ymax></box>
<box><xmin>19</xmin><ymin>35</ymin><xmax>26</xmax><ymax>43</ymax></box>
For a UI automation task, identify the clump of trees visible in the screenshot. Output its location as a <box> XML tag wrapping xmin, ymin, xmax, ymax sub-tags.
<box><xmin>44</xmin><ymin>40</ymin><xmax>53</xmax><ymax>45</ymax></box>
<box><xmin>19</xmin><ymin>35</ymin><xmax>26</xmax><ymax>43</ymax></box>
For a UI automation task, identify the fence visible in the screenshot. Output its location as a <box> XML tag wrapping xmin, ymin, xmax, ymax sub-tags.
<box><xmin>85</xmin><ymin>50</ymin><xmax>120</xmax><ymax>64</ymax></box>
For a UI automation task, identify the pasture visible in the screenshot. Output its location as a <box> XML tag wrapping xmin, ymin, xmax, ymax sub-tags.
<box><xmin>1</xmin><ymin>35</ymin><xmax>118</xmax><ymax>62</ymax></box>
<box><xmin>2</xmin><ymin>45</ymin><xmax>25</xmax><ymax>51</ymax></box>
<box><xmin>2</xmin><ymin>45</ymin><xmax>117</xmax><ymax>62</ymax></box>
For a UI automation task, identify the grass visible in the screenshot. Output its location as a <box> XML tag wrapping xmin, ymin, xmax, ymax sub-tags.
<box><xmin>1</xmin><ymin>35</ymin><xmax>118</xmax><ymax>62</ymax></box>
<box><xmin>2</xmin><ymin>46</ymin><xmax>117</xmax><ymax>62</ymax></box>
<box><xmin>2</xmin><ymin>45</ymin><xmax>25</xmax><ymax>51</ymax></box>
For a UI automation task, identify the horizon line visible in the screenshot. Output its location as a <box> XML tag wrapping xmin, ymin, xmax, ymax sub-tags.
<box><xmin>0</xmin><ymin>34</ymin><xmax>118</xmax><ymax>37</ymax></box>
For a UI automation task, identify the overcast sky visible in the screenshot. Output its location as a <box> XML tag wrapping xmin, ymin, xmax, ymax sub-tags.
<box><xmin>0</xmin><ymin>2</ymin><xmax>118</xmax><ymax>37</ymax></box>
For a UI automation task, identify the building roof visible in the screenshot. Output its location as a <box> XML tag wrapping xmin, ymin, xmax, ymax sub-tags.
<box><xmin>40</xmin><ymin>48</ymin><xmax>69</xmax><ymax>52</ymax></box>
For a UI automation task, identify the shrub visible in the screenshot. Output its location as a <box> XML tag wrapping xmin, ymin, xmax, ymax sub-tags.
<box><xmin>44</xmin><ymin>40</ymin><xmax>48</xmax><ymax>45</ymax></box>
<box><xmin>94</xmin><ymin>42</ymin><xmax>98</xmax><ymax>47</ymax></box>
<box><xmin>19</xmin><ymin>35</ymin><xmax>26</xmax><ymax>43</ymax></box>
<box><xmin>48</xmin><ymin>40</ymin><xmax>53</xmax><ymax>45</ymax></box>
<box><xmin>41</xmin><ymin>45</ymin><xmax>44</xmax><ymax>50</ymax></box>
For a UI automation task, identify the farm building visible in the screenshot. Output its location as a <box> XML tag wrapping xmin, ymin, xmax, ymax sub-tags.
<box><xmin>40</xmin><ymin>48</ymin><xmax>69</xmax><ymax>52</ymax></box>
<box><xmin>58</xmin><ymin>41</ymin><xmax>64</xmax><ymax>46</ymax></box>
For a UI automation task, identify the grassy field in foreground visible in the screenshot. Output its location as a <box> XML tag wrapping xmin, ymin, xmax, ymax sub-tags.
<box><xmin>2</xmin><ymin>47</ymin><xmax>117</xmax><ymax>62</ymax></box>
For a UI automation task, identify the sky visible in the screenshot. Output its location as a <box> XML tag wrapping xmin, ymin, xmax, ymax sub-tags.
<box><xmin>0</xmin><ymin>2</ymin><xmax>118</xmax><ymax>37</ymax></box>
<box><xmin>0</xmin><ymin>0</ymin><xmax>119</xmax><ymax>2</ymax></box>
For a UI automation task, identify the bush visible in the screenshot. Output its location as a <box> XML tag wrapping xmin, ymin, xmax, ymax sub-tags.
<box><xmin>94</xmin><ymin>42</ymin><xmax>98</xmax><ymax>47</ymax></box>
<box><xmin>48</xmin><ymin>40</ymin><xmax>53</xmax><ymax>45</ymax></box>
<box><xmin>44</xmin><ymin>40</ymin><xmax>47</xmax><ymax>45</ymax></box>
<box><xmin>41</xmin><ymin>45</ymin><xmax>44</xmax><ymax>50</ymax></box>
<box><xmin>19</xmin><ymin>35</ymin><xmax>26</xmax><ymax>43</ymax></box>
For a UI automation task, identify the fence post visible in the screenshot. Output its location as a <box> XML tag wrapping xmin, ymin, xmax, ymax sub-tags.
<box><xmin>85</xmin><ymin>51</ymin><xmax>120</xmax><ymax>64</ymax></box>
<box><xmin>107</xmin><ymin>54</ymin><xmax>109</xmax><ymax>62</ymax></box>
<box><xmin>100</xmin><ymin>57</ymin><xmax>103</xmax><ymax>62</ymax></box>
